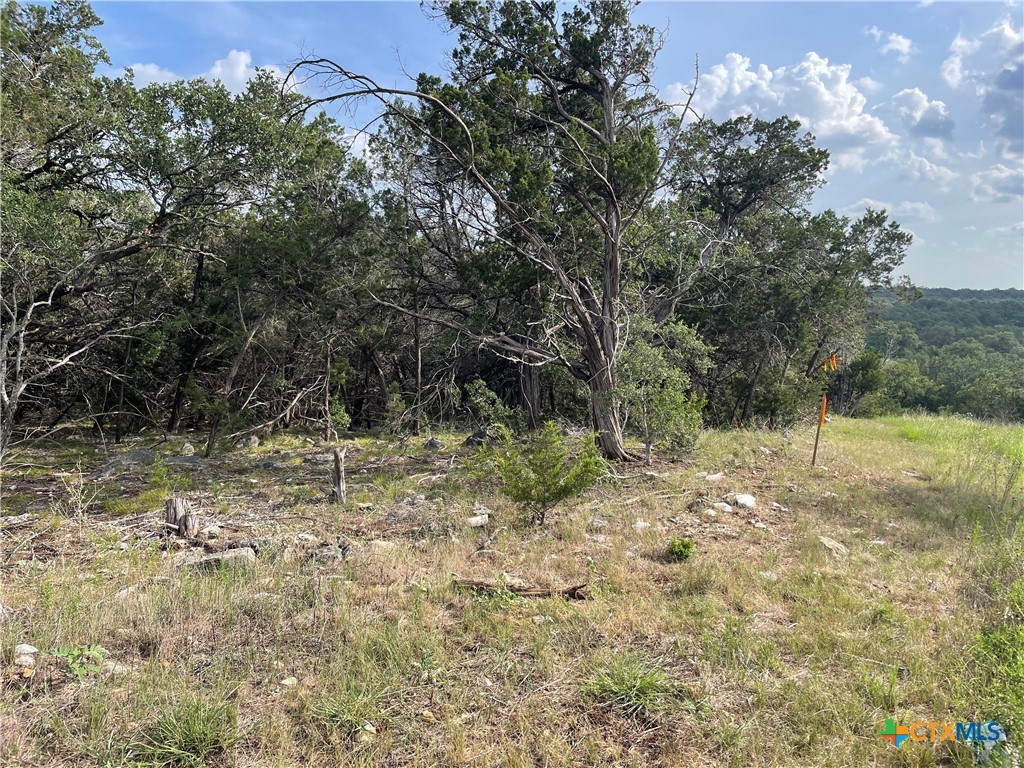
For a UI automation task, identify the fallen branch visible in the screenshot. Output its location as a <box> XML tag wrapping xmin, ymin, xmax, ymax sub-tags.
<box><xmin>453</xmin><ymin>578</ymin><xmax>590</xmax><ymax>601</ymax></box>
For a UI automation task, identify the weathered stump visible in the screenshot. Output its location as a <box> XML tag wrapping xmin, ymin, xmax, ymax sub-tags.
<box><xmin>164</xmin><ymin>497</ymin><xmax>199</xmax><ymax>539</ymax></box>
<box><xmin>331</xmin><ymin>446</ymin><xmax>347</xmax><ymax>505</ymax></box>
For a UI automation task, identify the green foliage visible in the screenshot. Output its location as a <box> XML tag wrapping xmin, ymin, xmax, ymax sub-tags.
<box><xmin>329</xmin><ymin>401</ymin><xmax>352</xmax><ymax>434</ymax></box>
<box><xmin>665</xmin><ymin>537</ymin><xmax>695</xmax><ymax>563</ymax></box>
<box><xmin>465</xmin><ymin>378</ymin><xmax>522</xmax><ymax>431</ymax></box>
<box><xmin>382</xmin><ymin>384</ymin><xmax>409</xmax><ymax>436</ymax></box>
<box><xmin>617</xmin><ymin>321</ymin><xmax>708</xmax><ymax>462</ymax></box>
<box><xmin>487</xmin><ymin>421</ymin><xmax>606</xmax><ymax>524</ymax></box>
<box><xmin>581</xmin><ymin>655</ymin><xmax>675</xmax><ymax>718</ymax></box>
<box><xmin>50</xmin><ymin>644</ymin><xmax>107</xmax><ymax>678</ymax></box>
<box><xmin>126</xmin><ymin>696</ymin><xmax>239</xmax><ymax>768</ymax></box>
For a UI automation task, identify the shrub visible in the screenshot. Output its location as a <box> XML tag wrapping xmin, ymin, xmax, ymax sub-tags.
<box><xmin>488</xmin><ymin>421</ymin><xmax>606</xmax><ymax>524</ymax></box>
<box><xmin>465</xmin><ymin>378</ymin><xmax>524</xmax><ymax>431</ymax></box>
<box><xmin>617</xmin><ymin>321</ymin><xmax>708</xmax><ymax>463</ymax></box>
<box><xmin>665</xmin><ymin>537</ymin><xmax>695</xmax><ymax>562</ymax></box>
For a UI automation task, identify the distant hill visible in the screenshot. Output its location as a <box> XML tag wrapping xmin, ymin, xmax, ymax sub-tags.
<box><xmin>863</xmin><ymin>288</ymin><xmax>1023</xmax><ymax>421</ymax></box>
<box><xmin>874</xmin><ymin>287</ymin><xmax>1023</xmax><ymax>344</ymax></box>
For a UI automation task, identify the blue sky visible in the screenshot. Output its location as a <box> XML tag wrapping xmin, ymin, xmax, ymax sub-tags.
<box><xmin>92</xmin><ymin>1</ymin><xmax>1024</xmax><ymax>289</ymax></box>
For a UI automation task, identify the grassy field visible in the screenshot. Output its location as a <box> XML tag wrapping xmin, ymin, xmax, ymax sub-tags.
<box><xmin>1</xmin><ymin>414</ymin><xmax>1021</xmax><ymax>767</ymax></box>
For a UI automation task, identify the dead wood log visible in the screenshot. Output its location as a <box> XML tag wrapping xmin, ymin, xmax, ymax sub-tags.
<box><xmin>453</xmin><ymin>578</ymin><xmax>590</xmax><ymax>601</ymax></box>
<box><xmin>164</xmin><ymin>497</ymin><xmax>198</xmax><ymax>539</ymax></box>
<box><xmin>331</xmin><ymin>446</ymin><xmax>347</xmax><ymax>504</ymax></box>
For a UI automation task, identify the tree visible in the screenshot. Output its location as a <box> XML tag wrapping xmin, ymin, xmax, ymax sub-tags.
<box><xmin>292</xmin><ymin>0</ymin><xmax>700</xmax><ymax>459</ymax></box>
<box><xmin>1</xmin><ymin>0</ymin><xmax>127</xmax><ymax>460</ymax></box>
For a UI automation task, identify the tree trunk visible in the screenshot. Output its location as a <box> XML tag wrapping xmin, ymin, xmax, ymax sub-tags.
<box><xmin>323</xmin><ymin>340</ymin><xmax>333</xmax><ymax>441</ymax></box>
<box><xmin>204</xmin><ymin>322</ymin><xmax>259</xmax><ymax>458</ymax></box>
<box><xmin>520</xmin><ymin>364</ymin><xmax>541</xmax><ymax>430</ymax></box>
<box><xmin>413</xmin><ymin>296</ymin><xmax>422</xmax><ymax>435</ymax></box>
<box><xmin>585</xmin><ymin>366</ymin><xmax>629</xmax><ymax>460</ymax></box>
<box><xmin>740</xmin><ymin>355</ymin><xmax>769</xmax><ymax>425</ymax></box>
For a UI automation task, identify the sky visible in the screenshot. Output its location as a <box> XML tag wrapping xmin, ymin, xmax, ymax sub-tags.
<box><xmin>90</xmin><ymin>1</ymin><xmax>1024</xmax><ymax>290</ymax></box>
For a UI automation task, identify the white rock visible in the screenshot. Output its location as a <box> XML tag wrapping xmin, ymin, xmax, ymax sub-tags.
<box><xmin>770</xmin><ymin>502</ymin><xmax>790</xmax><ymax>512</ymax></box>
<box><xmin>13</xmin><ymin>644</ymin><xmax>38</xmax><ymax>668</ymax></box>
<box><xmin>368</xmin><ymin>540</ymin><xmax>397</xmax><ymax>552</ymax></box>
<box><xmin>281</xmin><ymin>676</ymin><xmax>298</xmax><ymax>687</ymax></box>
<box><xmin>752</xmin><ymin>520</ymin><xmax>768</xmax><ymax>530</ymax></box>
<box><xmin>633</xmin><ymin>520</ymin><xmax>651</xmax><ymax>531</ymax></box>
<box><xmin>819</xmin><ymin>535</ymin><xmax>849</xmax><ymax>558</ymax></box>
<box><xmin>293</xmin><ymin>533</ymin><xmax>320</xmax><ymax>548</ymax></box>
<box><xmin>180</xmin><ymin>442</ymin><xmax>195</xmax><ymax>456</ymax></box>
<box><xmin>701</xmin><ymin>509</ymin><xmax>717</xmax><ymax>519</ymax></box>
<box><xmin>589</xmin><ymin>519</ymin><xmax>608</xmax><ymax>531</ymax></box>
<box><xmin>734</xmin><ymin>494</ymin><xmax>757</xmax><ymax>509</ymax></box>
<box><xmin>712</xmin><ymin>502</ymin><xmax>733</xmax><ymax>513</ymax></box>
<box><xmin>102</xmin><ymin>660</ymin><xmax>129</xmax><ymax>676</ymax></box>
<box><xmin>499</xmin><ymin>572</ymin><xmax>530</xmax><ymax>588</ymax></box>
<box><xmin>760</xmin><ymin>571</ymin><xmax>779</xmax><ymax>582</ymax></box>
<box><xmin>194</xmin><ymin>548</ymin><xmax>256</xmax><ymax>569</ymax></box>
<box><xmin>199</xmin><ymin>525</ymin><xmax>222</xmax><ymax>540</ymax></box>
<box><xmin>465</xmin><ymin>514</ymin><xmax>489</xmax><ymax>528</ymax></box>
<box><xmin>705</xmin><ymin>472</ymin><xmax>725</xmax><ymax>483</ymax></box>
<box><xmin>869</xmin><ymin>540</ymin><xmax>887</xmax><ymax>546</ymax></box>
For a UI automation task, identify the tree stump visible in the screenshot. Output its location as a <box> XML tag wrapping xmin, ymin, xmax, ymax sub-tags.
<box><xmin>164</xmin><ymin>497</ymin><xmax>199</xmax><ymax>539</ymax></box>
<box><xmin>331</xmin><ymin>446</ymin><xmax>347</xmax><ymax>505</ymax></box>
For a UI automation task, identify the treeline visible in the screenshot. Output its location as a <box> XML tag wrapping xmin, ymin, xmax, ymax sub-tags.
<box><xmin>826</xmin><ymin>289</ymin><xmax>1024</xmax><ymax>421</ymax></box>
<box><xmin>2</xmin><ymin>0</ymin><xmax>943</xmax><ymax>463</ymax></box>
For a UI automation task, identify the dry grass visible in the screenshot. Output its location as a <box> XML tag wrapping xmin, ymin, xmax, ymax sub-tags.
<box><xmin>1</xmin><ymin>415</ymin><xmax>1021</xmax><ymax>767</ymax></box>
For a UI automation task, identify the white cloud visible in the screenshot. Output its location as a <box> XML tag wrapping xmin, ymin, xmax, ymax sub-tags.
<box><xmin>970</xmin><ymin>163</ymin><xmax>1024</xmax><ymax>202</ymax></box>
<box><xmin>939</xmin><ymin>18</ymin><xmax>1023</xmax><ymax>159</ymax></box>
<box><xmin>125</xmin><ymin>50</ymin><xmax>285</xmax><ymax>94</ymax></box>
<box><xmin>127</xmin><ymin>62</ymin><xmax>179</xmax><ymax>87</ymax></box>
<box><xmin>855</xmin><ymin>76</ymin><xmax>884</xmax><ymax>93</ymax></box>
<box><xmin>205</xmin><ymin>50</ymin><xmax>284</xmax><ymax>94</ymax></box>
<box><xmin>891</xmin><ymin>149</ymin><xmax>958</xmax><ymax>185</ymax></box>
<box><xmin>844</xmin><ymin>198</ymin><xmax>938</xmax><ymax>222</ymax></box>
<box><xmin>990</xmin><ymin>222</ymin><xmax>1024</xmax><ymax>237</ymax></box>
<box><xmin>866</xmin><ymin>26</ymin><xmax>915</xmax><ymax>63</ymax></box>
<box><xmin>921</xmin><ymin>137</ymin><xmax>950</xmax><ymax>161</ymax></box>
<box><xmin>891</xmin><ymin>88</ymin><xmax>955</xmax><ymax>139</ymax></box>
<box><xmin>881</xmin><ymin>33</ymin><xmax>915</xmax><ymax>63</ymax></box>
<box><xmin>666</xmin><ymin>51</ymin><xmax>897</xmax><ymax>173</ymax></box>
<box><xmin>942</xmin><ymin>35</ymin><xmax>982</xmax><ymax>88</ymax></box>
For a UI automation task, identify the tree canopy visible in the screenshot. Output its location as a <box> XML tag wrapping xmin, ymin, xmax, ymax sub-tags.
<box><xmin>6</xmin><ymin>0</ymin><xmax>1003</xmax><ymax>468</ymax></box>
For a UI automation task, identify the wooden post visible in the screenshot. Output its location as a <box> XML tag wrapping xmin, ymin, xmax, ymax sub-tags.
<box><xmin>331</xmin><ymin>446</ymin><xmax>347</xmax><ymax>505</ymax></box>
<box><xmin>811</xmin><ymin>395</ymin><xmax>827</xmax><ymax>466</ymax></box>
<box><xmin>164</xmin><ymin>497</ymin><xmax>199</xmax><ymax>539</ymax></box>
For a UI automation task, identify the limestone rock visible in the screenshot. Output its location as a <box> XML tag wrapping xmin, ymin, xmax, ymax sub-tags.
<box><xmin>819</xmin><ymin>535</ymin><xmax>848</xmax><ymax>558</ymax></box>
<box><xmin>13</xmin><ymin>644</ymin><xmax>38</xmax><ymax>669</ymax></box>
<box><xmin>194</xmin><ymin>547</ymin><xmax>256</xmax><ymax>569</ymax></box>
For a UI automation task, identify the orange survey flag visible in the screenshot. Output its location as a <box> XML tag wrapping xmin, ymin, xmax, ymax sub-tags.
<box><xmin>819</xmin><ymin>395</ymin><xmax>828</xmax><ymax>427</ymax></box>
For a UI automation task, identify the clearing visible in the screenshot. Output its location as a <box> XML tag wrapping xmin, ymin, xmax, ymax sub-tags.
<box><xmin>1</xmin><ymin>414</ymin><xmax>1021</xmax><ymax>767</ymax></box>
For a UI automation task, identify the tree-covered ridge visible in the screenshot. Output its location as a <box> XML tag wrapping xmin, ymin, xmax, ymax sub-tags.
<box><xmin>826</xmin><ymin>289</ymin><xmax>1024</xmax><ymax>421</ymax></box>
<box><xmin>4</xmin><ymin>0</ymin><xmax>1016</xmax><ymax>468</ymax></box>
